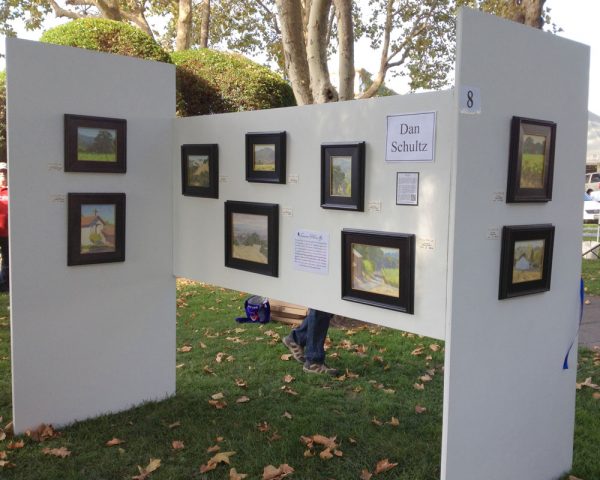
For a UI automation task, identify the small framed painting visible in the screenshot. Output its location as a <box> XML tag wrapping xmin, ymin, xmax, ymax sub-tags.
<box><xmin>506</xmin><ymin>116</ymin><xmax>556</xmax><ymax>202</ymax></box>
<box><xmin>341</xmin><ymin>229</ymin><xmax>415</xmax><ymax>313</ymax></box>
<box><xmin>321</xmin><ymin>142</ymin><xmax>366</xmax><ymax>211</ymax></box>
<box><xmin>225</xmin><ymin>201</ymin><xmax>279</xmax><ymax>277</ymax></box>
<box><xmin>64</xmin><ymin>114</ymin><xmax>126</xmax><ymax>173</ymax></box>
<box><xmin>498</xmin><ymin>224</ymin><xmax>555</xmax><ymax>299</ymax></box>
<box><xmin>245</xmin><ymin>131</ymin><xmax>286</xmax><ymax>183</ymax></box>
<box><xmin>181</xmin><ymin>144</ymin><xmax>219</xmax><ymax>198</ymax></box>
<box><xmin>68</xmin><ymin>193</ymin><xmax>126</xmax><ymax>266</ymax></box>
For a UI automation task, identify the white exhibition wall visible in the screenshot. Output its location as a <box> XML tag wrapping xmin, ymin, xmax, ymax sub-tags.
<box><xmin>173</xmin><ymin>92</ymin><xmax>454</xmax><ymax>340</ymax></box>
<box><xmin>442</xmin><ymin>9</ymin><xmax>589</xmax><ymax>480</ymax></box>
<box><xmin>6</xmin><ymin>39</ymin><xmax>177</xmax><ymax>433</ymax></box>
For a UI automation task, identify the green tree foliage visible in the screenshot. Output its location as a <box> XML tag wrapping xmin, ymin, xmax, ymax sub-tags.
<box><xmin>39</xmin><ymin>18</ymin><xmax>171</xmax><ymax>63</ymax></box>
<box><xmin>91</xmin><ymin>130</ymin><xmax>116</xmax><ymax>154</ymax></box>
<box><xmin>172</xmin><ymin>49</ymin><xmax>295</xmax><ymax>116</ymax></box>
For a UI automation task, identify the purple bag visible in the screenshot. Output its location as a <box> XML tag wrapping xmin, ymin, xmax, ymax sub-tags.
<box><xmin>236</xmin><ymin>295</ymin><xmax>270</xmax><ymax>324</ymax></box>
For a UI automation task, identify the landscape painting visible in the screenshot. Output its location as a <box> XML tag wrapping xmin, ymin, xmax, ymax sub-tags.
<box><xmin>231</xmin><ymin>212</ymin><xmax>269</xmax><ymax>264</ymax></box>
<box><xmin>253</xmin><ymin>144</ymin><xmax>276</xmax><ymax>172</ymax></box>
<box><xmin>351</xmin><ymin>243</ymin><xmax>399</xmax><ymax>298</ymax></box>
<box><xmin>512</xmin><ymin>239</ymin><xmax>545</xmax><ymax>283</ymax></box>
<box><xmin>77</xmin><ymin>127</ymin><xmax>117</xmax><ymax>163</ymax></box>
<box><xmin>187</xmin><ymin>154</ymin><xmax>210</xmax><ymax>187</ymax></box>
<box><xmin>181</xmin><ymin>144</ymin><xmax>218</xmax><ymax>198</ymax></box>
<box><xmin>330</xmin><ymin>156</ymin><xmax>352</xmax><ymax>197</ymax></box>
<box><xmin>519</xmin><ymin>134</ymin><xmax>546</xmax><ymax>189</ymax></box>
<box><xmin>80</xmin><ymin>204</ymin><xmax>116</xmax><ymax>254</ymax></box>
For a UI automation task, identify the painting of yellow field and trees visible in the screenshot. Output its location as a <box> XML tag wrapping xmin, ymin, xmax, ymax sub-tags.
<box><xmin>187</xmin><ymin>154</ymin><xmax>210</xmax><ymax>187</ymax></box>
<box><xmin>519</xmin><ymin>133</ymin><xmax>546</xmax><ymax>189</ymax></box>
<box><xmin>253</xmin><ymin>144</ymin><xmax>276</xmax><ymax>171</ymax></box>
<box><xmin>80</xmin><ymin>204</ymin><xmax>116</xmax><ymax>254</ymax></box>
<box><xmin>77</xmin><ymin>127</ymin><xmax>117</xmax><ymax>162</ymax></box>
<box><xmin>512</xmin><ymin>239</ymin><xmax>545</xmax><ymax>283</ymax></box>
<box><xmin>330</xmin><ymin>156</ymin><xmax>352</xmax><ymax>197</ymax></box>
<box><xmin>351</xmin><ymin>243</ymin><xmax>400</xmax><ymax>298</ymax></box>
<box><xmin>232</xmin><ymin>213</ymin><xmax>269</xmax><ymax>264</ymax></box>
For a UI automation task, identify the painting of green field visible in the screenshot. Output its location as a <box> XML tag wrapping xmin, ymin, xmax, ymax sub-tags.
<box><xmin>512</xmin><ymin>239</ymin><xmax>545</xmax><ymax>283</ymax></box>
<box><xmin>232</xmin><ymin>213</ymin><xmax>269</xmax><ymax>264</ymax></box>
<box><xmin>80</xmin><ymin>204</ymin><xmax>116</xmax><ymax>254</ymax></box>
<box><xmin>253</xmin><ymin>144</ymin><xmax>276</xmax><ymax>171</ymax></box>
<box><xmin>330</xmin><ymin>156</ymin><xmax>352</xmax><ymax>197</ymax></box>
<box><xmin>519</xmin><ymin>134</ymin><xmax>546</xmax><ymax>188</ymax></box>
<box><xmin>351</xmin><ymin>243</ymin><xmax>399</xmax><ymax>297</ymax></box>
<box><xmin>77</xmin><ymin>127</ymin><xmax>117</xmax><ymax>162</ymax></box>
<box><xmin>188</xmin><ymin>154</ymin><xmax>210</xmax><ymax>187</ymax></box>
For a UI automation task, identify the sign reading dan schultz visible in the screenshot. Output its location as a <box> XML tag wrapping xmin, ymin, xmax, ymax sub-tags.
<box><xmin>386</xmin><ymin>112</ymin><xmax>436</xmax><ymax>162</ymax></box>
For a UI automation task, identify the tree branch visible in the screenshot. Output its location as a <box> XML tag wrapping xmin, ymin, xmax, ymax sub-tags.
<box><xmin>50</xmin><ymin>0</ymin><xmax>87</xmax><ymax>19</ymax></box>
<box><xmin>333</xmin><ymin>0</ymin><xmax>353</xmax><ymax>100</ymax></box>
<box><xmin>306</xmin><ymin>0</ymin><xmax>338</xmax><ymax>102</ymax></box>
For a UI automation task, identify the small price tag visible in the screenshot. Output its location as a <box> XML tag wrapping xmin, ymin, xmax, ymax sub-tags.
<box><xmin>486</xmin><ymin>228</ymin><xmax>500</xmax><ymax>240</ymax></box>
<box><xmin>50</xmin><ymin>194</ymin><xmax>66</xmax><ymax>203</ymax></box>
<box><xmin>460</xmin><ymin>86</ymin><xmax>481</xmax><ymax>115</ymax></box>
<box><xmin>281</xmin><ymin>207</ymin><xmax>293</xmax><ymax>217</ymax></box>
<box><xmin>492</xmin><ymin>192</ymin><xmax>505</xmax><ymax>202</ymax></box>
<box><xmin>368</xmin><ymin>201</ymin><xmax>382</xmax><ymax>213</ymax></box>
<box><xmin>48</xmin><ymin>163</ymin><xmax>63</xmax><ymax>172</ymax></box>
<box><xmin>418</xmin><ymin>238</ymin><xmax>435</xmax><ymax>250</ymax></box>
<box><xmin>288</xmin><ymin>174</ymin><xmax>299</xmax><ymax>184</ymax></box>
<box><xmin>219</xmin><ymin>176</ymin><xmax>228</xmax><ymax>183</ymax></box>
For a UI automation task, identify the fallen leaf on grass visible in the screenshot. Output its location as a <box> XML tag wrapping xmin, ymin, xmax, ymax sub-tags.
<box><xmin>106</xmin><ymin>438</ymin><xmax>125</xmax><ymax>447</ymax></box>
<box><xmin>593</xmin><ymin>392</ymin><xmax>600</xmax><ymax>400</ymax></box>
<box><xmin>176</xmin><ymin>364</ymin><xmax>185</xmax><ymax>369</ymax></box>
<box><xmin>257</xmin><ymin>421</ymin><xmax>270</xmax><ymax>432</ymax></box>
<box><xmin>311</xmin><ymin>434</ymin><xmax>337</xmax><ymax>449</ymax></box>
<box><xmin>280</xmin><ymin>386</ymin><xmax>298</xmax><ymax>396</ymax></box>
<box><xmin>211</xmin><ymin>392</ymin><xmax>225</xmax><ymax>400</ymax></box>
<box><xmin>415</xmin><ymin>405</ymin><xmax>427</xmax><ymax>414</ymax></box>
<box><xmin>177</xmin><ymin>345</ymin><xmax>192</xmax><ymax>353</ymax></box>
<box><xmin>236</xmin><ymin>396</ymin><xmax>250</xmax><ymax>404</ymax></box>
<box><xmin>0</xmin><ymin>460</ymin><xmax>15</xmax><ymax>468</ymax></box>
<box><xmin>235</xmin><ymin>378</ymin><xmax>248</xmax><ymax>388</ymax></box>
<box><xmin>26</xmin><ymin>424</ymin><xmax>59</xmax><ymax>442</ymax></box>
<box><xmin>0</xmin><ymin>431</ymin><xmax>4</xmax><ymax>441</ymax></box>
<box><xmin>262</xmin><ymin>463</ymin><xmax>294</xmax><ymax>480</ymax></box>
<box><xmin>569</xmin><ymin>476</ymin><xmax>583</xmax><ymax>480</ymax></box>
<box><xmin>429</xmin><ymin>344</ymin><xmax>441</xmax><ymax>352</ymax></box>
<box><xmin>319</xmin><ymin>448</ymin><xmax>334</xmax><ymax>460</ymax></box>
<box><xmin>7</xmin><ymin>440</ymin><xmax>24</xmax><ymax>450</ymax></box>
<box><xmin>207</xmin><ymin>445</ymin><xmax>221</xmax><ymax>453</ymax></box>
<box><xmin>576</xmin><ymin>377</ymin><xmax>600</xmax><ymax>390</ymax></box>
<box><xmin>208</xmin><ymin>400</ymin><xmax>228</xmax><ymax>409</ymax></box>
<box><xmin>280</xmin><ymin>354</ymin><xmax>292</xmax><ymax>361</ymax></box>
<box><xmin>230</xmin><ymin>468</ymin><xmax>248</xmax><ymax>480</ymax></box>
<box><xmin>199</xmin><ymin>342</ymin><xmax>207</xmax><ymax>349</ymax></box>
<box><xmin>371</xmin><ymin>417</ymin><xmax>383</xmax><ymax>426</ymax></box>
<box><xmin>386</xmin><ymin>417</ymin><xmax>400</xmax><ymax>427</ymax></box>
<box><xmin>374</xmin><ymin>458</ymin><xmax>398</xmax><ymax>474</ymax></box>
<box><xmin>42</xmin><ymin>447</ymin><xmax>71</xmax><ymax>458</ymax></box>
<box><xmin>348</xmin><ymin>437</ymin><xmax>357</xmax><ymax>445</ymax></box>
<box><xmin>282</xmin><ymin>411</ymin><xmax>293</xmax><ymax>419</ymax></box>
<box><xmin>132</xmin><ymin>458</ymin><xmax>161</xmax><ymax>479</ymax></box>
<box><xmin>360</xmin><ymin>469</ymin><xmax>373</xmax><ymax>480</ymax></box>
<box><xmin>200</xmin><ymin>451</ymin><xmax>236</xmax><ymax>473</ymax></box>
<box><xmin>0</xmin><ymin>452</ymin><xmax>6</xmax><ymax>459</ymax></box>
<box><xmin>172</xmin><ymin>440</ymin><xmax>184</xmax><ymax>450</ymax></box>
<box><xmin>168</xmin><ymin>421</ymin><xmax>181</xmax><ymax>429</ymax></box>
<box><xmin>414</xmin><ymin>383</ymin><xmax>425</xmax><ymax>390</ymax></box>
<box><xmin>420</xmin><ymin>374</ymin><xmax>433</xmax><ymax>382</ymax></box>
<box><xmin>203</xmin><ymin>366</ymin><xmax>216</xmax><ymax>375</ymax></box>
<box><xmin>268</xmin><ymin>432</ymin><xmax>282</xmax><ymax>442</ymax></box>
<box><xmin>411</xmin><ymin>346</ymin><xmax>424</xmax><ymax>356</ymax></box>
<box><xmin>283</xmin><ymin>374</ymin><xmax>295</xmax><ymax>383</ymax></box>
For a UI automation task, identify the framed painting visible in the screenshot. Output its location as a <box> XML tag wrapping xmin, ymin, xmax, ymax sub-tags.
<box><xmin>245</xmin><ymin>131</ymin><xmax>286</xmax><ymax>183</ymax></box>
<box><xmin>64</xmin><ymin>114</ymin><xmax>126</xmax><ymax>173</ymax></box>
<box><xmin>506</xmin><ymin>116</ymin><xmax>556</xmax><ymax>202</ymax></box>
<box><xmin>181</xmin><ymin>144</ymin><xmax>219</xmax><ymax>198</ymax></box>
<box><xmin>498</xmin><ymin>224</ymin><xmax>555</xmax><ymax>299</ymax></box>
<box><xmin>68</xmin><ymin>193</ymin><xmax>126</xmax><ymax>266</ymax></box>
<box><xmin>321</xmin><ymin>142</ymin><xmax>366</xmax><ymax>211</ymax></box>
<box><xmin>225</xmin><ymin>201</ymin><xmax>279</xmax><ymax>277</ymax></box>
<box><xmin>341</xmin><ymin>229</ymin><xmax>415</xmax><ymax>313</ymax></box>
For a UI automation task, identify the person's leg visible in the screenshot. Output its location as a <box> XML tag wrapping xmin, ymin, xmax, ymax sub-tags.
<box><xmin>0</xmin><ymin>237</ymin><xmax>8</xmax><ymax>292</ymax></box>
<box><xmin>303</xmin><ymin>309</ymin><xmax>332</xmax><ymax>364</ymax></box>
<box><xmin>282</xmin><ymin>310</ymin><xmax>312</xmax><ymax>363</ymax></box>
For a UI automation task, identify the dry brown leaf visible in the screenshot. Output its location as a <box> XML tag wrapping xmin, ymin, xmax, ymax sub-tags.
<box><xmin>132</xmin><ymin>458</ymin><xmax>161</xmax><ymax>480</ymax></box>
<box><xmin>411</xmin><ymin>346</ymin><xmax>424</xmax><ymax>356</ymax></box>
<box><xmin>208</xmin><ymin>400</ymin><xmax>228</xmax><ymax>409</ymax></box>
<box><xmin>280</xmin><ymin>386</ymin><xmax>299</xmax><ymax>396</ymax></box>
<box><xmin>199</xmin><ymin>342</ymin><xmax>207</xmax><ymax>349</ymax></box>
<box><xmin>230</xmin><ymin>468</ymin><xmax>249</xmax><ymax>480</ymax></box>
<box><xmin>42</xmin><ymin>447</ymin><xmax>71</xmax><ymax>458</ymax></box>
<box><xmin>280</xmin><ymin>354</ymin><xmax>292</xmax><ymax>361</ymax></box>
<box><xmin>236</xmin><ymin>396</ymin><xmax>250</xmax><ymax>404</ymax></box>
<box><xmin>262</xmin><ymin>463</ymin><xmax>294</xmax><ymax>480</ymax></box>
<box><xmin>176</xmin><ymin>363</ymin><xmax>185</xmax><ymax>369</ymax></box>
<box><xmin>360</xmin><ymin>469</ymin><xmax>373</xmax><ymax>480</ymax></box>
<box><xmin>371</xmin><ymin>418</ymin><xmax>383</xmax><ymax>426</ymax></box>
<box><xmin>0</xmin><ymin>451</ymin><xmax>6</xmax><ymax>459</ymax></box>
<box><xmin>348</xmin><ymin>437</ymin><xmax>357</xmax><ymax>445</ymax></box>
<box><xmin>374</xmin><ymin>458</ymin><xmax>398</xmax><ymax>474</ymax></box>
<box><xmin>0</xmin><ymin>431</ymin><xmax>5</xmax><ymax>442</ymax></box>
<box><xmin>373</xmin><ymin>355</ymin><xmax>384</xmax><ymax>363</ymax></box>
<box><xmin>429</xmin><ymin>344</ymin><xmax>441</xmax><ymax>352</ymax></box>
<box><xmin>268</xmin><ymin>432</ymin><xmax>282</xmax><ymax>442</ymax></box>
<box><xmin>216</xmin><ymin>436</ymin><xmax>224</xmax><ymax>442</ymax></box>
<box><xmin>387</xmin><ymin>417</ymin><xmax>400</xmax><ymax>427</ymax></box>
<box><xmin>26</xmin><ymin>424</ymin><xmax>58</xmax><ymax>442</ymax></box>
<box><xmin>257</xmin><ymin>421</ymin><xmax>270</xmax><ymax>432</ymax></box>
<box><xmin>235</xmin><ymin>378</ymin><xmax>248</xmax><ymax>388</ymax></box>
<box><xmin>106</xmin><ymin>437</ymin><xmax>125</xmax><ymax>447</ymax></box>
<box><xmin>177</xmin><ymin>345</ymin><xmax>192</xmax><ymax>353</ymax></box>
<box><xmin>334</xmin><ymin>449</ymin><xmax>343</xmax><ymax>457</ymax></box>
<box><xmin>207</xmin><ymin>445</ymin><xmax>221</xmax><ymax>453</ymax></box>
<box><xmin>420</xmin><ymin>374</ymin><xmax>433</xmax><ymax>382</ymax></box>
<box><xmin>319</xmin><ymin>448</ymin><xmax>334</xmax><ymax>460</ymax></box>
<box><xmin>282</xmin><ymin>411</ymin><xmax>293</xmax><ymax>419</ymax></box>
<box><xmin>7</xmin><ymin>440</ymin><xmax>24</xmax><ymax>450</ymax></box>
<box><xmin>211</xmin><ymin>392</ymin><xmax>225</xmax><ymax>400</ymax></box>
<box><xmin>568</xmin><ymin>476</ymin><xmax>583</xmax><ymax>480</ymax></box>
<box><xmin>0</xmin><ymin>460</ymin><xmax>15</xmax><ymax>469</ymax></box>
<box><xmin>414</xmin><ymin>383</ymin><xmax>425</xmax><ymax>390</ymax></box>
<box><xmin>283</xmin><ymin>374</ymin><xmax>295</xmax><ymax>383</ymax></box>
<box><xmin>593</xmin><ymin>392</ymin><xmax>600</xmax><ymax>399</ymax></box>
<box><xmin>172</xmin><ymin>440</ymin><xmax>184</xmax><ymax>450</ymax></box>
<box><xmin>383</xmin><ymin>388</ymin><xmax>395</xmax><ymax>394</ymax></box>
<box><xmin>415</xmin><ymin>405</ymin><xmax>427</xmax><ymax>414</ymax></box>
<box><xmin>312</xmin><ymin>434</ymin><xmax>337</xmax><ymax>449</ymax></box>
<box><xmin>168</xmin><ymin>421</ymin><xmax>181</xmax><ymax>429</ymax></box>
<box><xmin>215</xmin><ymin>352</ymin><xmax>226</xmax><ymax>363</ymax></box>
<box><xmin>203</xmin><ymin>366</ymin><xmax>216</xmax><ymax>375</ymax></box>
<box><xmin>200</xmin><ymin>451</ymin><xmax>236</xmax><ymax>473</ymax></box>
<box><xmin>303</xmin><ymin>449</ymin><xmax>315</xmax><ymax>458</ymax></box>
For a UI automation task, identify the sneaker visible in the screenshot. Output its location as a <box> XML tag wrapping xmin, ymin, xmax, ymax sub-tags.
<box><xmin>282</xmin><ymin>335</ymin><xmax>305</xmax><ymax>363</ymax></box>
<box><xmin>303</xmin><ymin>362</ymin><xmax>339</xmax><ymax>376</ymax></box>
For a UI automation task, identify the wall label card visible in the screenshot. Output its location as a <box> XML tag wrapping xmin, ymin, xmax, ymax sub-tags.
<box><xmin>396</xmin><ymin>172</ymin><xmax>419</xmax><ymax>205</ymax></box>
<box><xmin>386</xmin><ymin>112</ymin><xmax>436</xmax><ymax>162</ymax></box>
<box><xmin>293</xmin><ymin>229</ymin><xmax>329</xmax><ymax>275</ymax></box>
<box><xmin>418</xmin><ymin>238</ymin><xmax>435</xmax><ymax>250</ymax></box>
<box><xmin>486</xmin><ymin>228</ymin><xmax>500</xmax><ymax>240</ymax></box>
<box><xmin>368</xmin><ymin>201</ymin><xmax>382</xmax><ymax>213</ymax></box>
<box><xmin>459</xmin><ymin>86</ymin><xmax>482</xmax><ymax>114</ymax></box>
<box><xmin>281</xmin><ymin>207</ymin><xmax>293</xmax><ymax>217</ymax></box>
<box><xmin>492</xmin><ymin>191</ymin><xmax>505</xmax><ymax>202</ymax></box>
<box><xmin>288</xmin><ymin>174</ymin><xmax>299</xmax><ymax>184</ymax></box>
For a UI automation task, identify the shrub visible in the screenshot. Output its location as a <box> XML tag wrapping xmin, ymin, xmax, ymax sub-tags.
<box><xmin>40</xmin><ymin>19</ymin><xmax>171</xmax><ymax>63</ymax></box>
<box><xmin>171</xmin><ymin>49</ymin><xmax>295</xmax><ymax>116</ymax></box>
<box><xmin>0</xmin><ymin>71</ymin><xmax>5</xmax><ymax>163</ymax></box>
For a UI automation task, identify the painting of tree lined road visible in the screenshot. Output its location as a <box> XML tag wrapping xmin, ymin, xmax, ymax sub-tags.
<box><xmin>231</xmin><ymin>213</ymin><xmax>269</xmax><ymax>264</ymax></box>
<box><xmin>330</xmin><ymin>156</ymin><xmax>352</xmax><ymax>197</ymax></box>
<box><xmin>512</xmin><ymin>239</ymin><xmax>545</xmax><ymax>283</ymax></box>
<box><xmin>187</xmin><ymin>154</ymin><xmax>210</xmax><ymax>187</ymax></box>
<box><xmin>80</xmin><ymin>204</ymin><xmax>116</xmax><ymax>254</ymax></box>
<box><xmin>519</xmin><ymin>133</ymin><xmax>546</xmax><ymax>188</ymax></box>
<box><xmin>351</xmin><ymin>243</ymin><xmax>400</xmax><ymax>298</ymax></box>
<box><xmin>253</xmin><ymin>144</ymin><xmax>276</xmax><ymax>171</ymax></box>
<box><xmin>77</xmin><ymin>127</ymin><xmax>117</xmax><ymax>162</ymax></box>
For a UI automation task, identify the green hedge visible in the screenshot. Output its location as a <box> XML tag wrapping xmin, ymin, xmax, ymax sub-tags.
<box><xmin>40</xmin><ymin>18</ymin><xmax>171</xmax><ymax>63</ymax></box>
<box><xmin>0</xmin><ymin>71</ymin><xmax>6</xmax><ymax>163</ymax></box>
<box><xmin>172</xmin><ymin>49</ymin><xmax>295</xmax><ymax>116</ymax></box>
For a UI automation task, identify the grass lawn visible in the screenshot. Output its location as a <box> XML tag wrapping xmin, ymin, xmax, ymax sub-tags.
<box><xmin>0</xmin><ymin>280</ymin><xmax>599</xmax><ymax>479</ymax></box>
<box><xmin>582</xmin><ymin>258</ymin><xmax>600</xmax><ymax>296</ymax></box>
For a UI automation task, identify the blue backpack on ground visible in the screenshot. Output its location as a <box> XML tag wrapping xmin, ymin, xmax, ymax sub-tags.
<box><xmin>236</xmin><ymin>295</ymin><xmax>271</xmax><ymax>324</ymax></box>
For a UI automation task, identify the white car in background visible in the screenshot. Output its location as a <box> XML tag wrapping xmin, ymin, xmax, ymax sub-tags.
<box><xmin>584</xmin><ymin>199</ymin><xmax>600</xmax><ymax>221</ymax></box>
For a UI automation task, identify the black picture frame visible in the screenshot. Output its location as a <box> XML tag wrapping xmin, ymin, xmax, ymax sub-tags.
<box><xmin>245</xmin><ymin>132</ymin><xmax>286</xmax><ymax>183</ymax></box>
<box><xmin>64</xmin><ymin>114</ymin><xmax>127</xmax><ymax>173</ymax></box>
<box><xmin>225</xmin><ymin>201</ymin><xmax>279</xmax><ymax>277</ymax></box>
<box><xmin>68</xmin><ymin>193</ymin><xmax>126</xmax><ymax>266</ymax></box>
<box><xmin>498</xmin><ymin>224</ymin><xmax>555</xmax><ymax>299</ymax></box>
<box><xmin>321</xmin><ymin>142</ymin><xmax>366</xmax><ymax>211</ymax></box>
<box><xmin>341</xmin><ymin>229</ymin><xmax>415</xmax><ymax>313</ymax></box>
<box><xmin>181</xmin><ymin>144</ymin><xmax>219</xmax><ymax>198</ymax></box>
<box><xmin>506</xmin><ymin>116</ymin><xmax>556</xmax><ymax>203</ymax></box>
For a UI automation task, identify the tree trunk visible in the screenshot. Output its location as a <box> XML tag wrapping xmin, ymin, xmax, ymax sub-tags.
<box><xmin>276</xmin><ymin>0</ymin><xmax>314</xmax><ymax>105</ymax></box>
<box><xmin>306</xmin><ymin>0</ymin><xmax>338</xmax><ymax>103</ymax></box>
<box><xmin>175</xmin><ymin>0</ymin><xmax>193</xmax><ymax>51</ymax></box>
<box><xmin>510</xmin><ymin>0</ymin><xmax>546</xmax><ymax>29</ymax></box>
<box><xmin>333</xmin><ymin>0</ymin><xmax>354</xmax><ymax>101</ymax></box>
<box><xmin>94</xmin><ymin>0</ymin><xmax>122</xmax><ymax>20</ymax></box>
<box><xmin>199</xmin><ymin>0</ymin><xmax>210</xmax><ymax>48</ymax></box>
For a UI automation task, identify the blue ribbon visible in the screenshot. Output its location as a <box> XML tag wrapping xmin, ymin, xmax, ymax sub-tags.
<box><xmin>563</xmin><ymin>278</ymin><xmax>585</xmax><ymax>369</ymax></box>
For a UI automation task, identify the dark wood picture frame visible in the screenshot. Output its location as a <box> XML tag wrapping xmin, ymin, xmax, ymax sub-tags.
<box><xmin>321</xmin><ymin>142</ymin><xmax>366</xmax><ymax>211</ymax></box>
<box><xmin>341</xmin><ymin>229</ymin><xmax>415</xmax><ymax>313</ymax></box>
<box><xmin>498</xmin><ymin>224</ymin><xmax>555</xmax><ymax>299</ymax></box>
<box><xmin>506</xmin><ymin>116</ymin><xmax>556</xmax><ymax>202</ymax></box>
<box><xmin>64</xmin><ymin>114</ymin><xmax>127</xmax><ymax>173</ymax></box>
<box><xmin>225</xmin><ymin>201</ymin><xmax>279</xmax><ymax>277</ymax></box>
<box><xmin>181</xmin><ymin>144</ymin><xmax>219</xmax><ymax>198</ymax></box>
<box><xmin>245</xmin><ymin>132</ymin><xmax>286</xmax><ymax>184</ymax></box>
<box><xmin>68</xmin><ymin>193</ymin><xmax>126</xmax><ymax>266</ymax></box>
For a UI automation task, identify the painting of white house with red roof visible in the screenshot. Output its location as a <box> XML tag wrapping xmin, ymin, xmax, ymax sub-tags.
<box><xmin>80</xmin><ymin>204</ymin><xmax>117</xmax><ymax>254</ymax></box>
